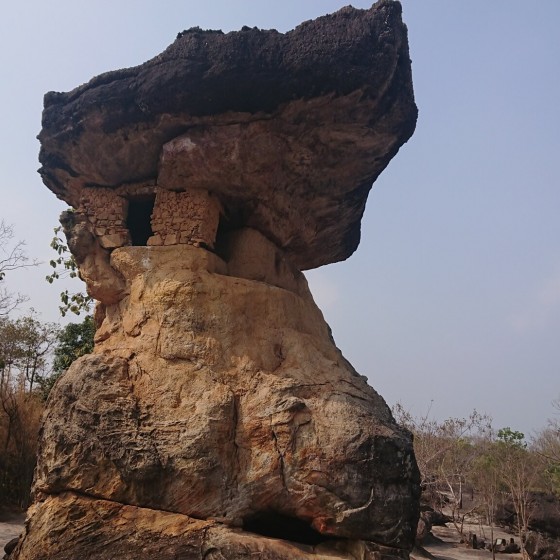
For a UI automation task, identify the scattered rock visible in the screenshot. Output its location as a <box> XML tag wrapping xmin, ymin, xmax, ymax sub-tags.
<box><xmin>3</xmin><ymin>537</ymin><xmax>19</xmax><ymax>556</ymax></box>
<box><xmin>525</xmin><ymin>531</ymin><xmax>560</xmax><ymax>560</ymax></box>
<box><xmin>496</xmin><ymin>492</ymin><xmax>560</xmax><ymax>541</ymax></box>
<box><xmin>526</xmin><ymin>493</ymin><xmax>560</xmax><ymax>539</ymax></box>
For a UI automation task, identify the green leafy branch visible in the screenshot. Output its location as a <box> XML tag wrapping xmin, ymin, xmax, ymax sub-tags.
<box><xmin>45</xmin><ymin>226</ymin><xmax>93</xmax><ymax>317</ymax></box>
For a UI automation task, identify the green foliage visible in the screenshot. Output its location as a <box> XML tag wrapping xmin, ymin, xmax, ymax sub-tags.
<box><xmin>52</xmin><ymin>315</ymin><xmax>95</xmax><ymax>374</ymax></box>
<box><xmin>46</xmin><ymin>226</ymin><xmax>93</xmax><ymax>317</ymax></box>
<box><xmin>497</xmin><ymin>427</ymin><xmax>527</xmax><ymax>448</ymax></box>
<box><xmin>39</xmin><ymin>315</ymin><xmax>95</xmax><ymax>399</ymax></box>
<box><xmin>0</xmin><ymin>312</ymin><xmax>58</xmax><ymax>392</ymax></box>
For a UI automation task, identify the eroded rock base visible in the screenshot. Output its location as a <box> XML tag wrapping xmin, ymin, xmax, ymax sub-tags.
<box><xmin>12</xmin><ymin>493</ymin><xmax>410</xmax><ymax>560</ymax></box>
<box><xmin>12</xmin><ymin>242</ymin><xmax>419</xmax><ymax>558</ymax></box>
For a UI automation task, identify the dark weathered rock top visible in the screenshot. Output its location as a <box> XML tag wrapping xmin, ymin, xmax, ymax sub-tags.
<box><xmin>39</xmin><ymin>0</ymin><xmax>416</xmax><ymax>269</ymax></box>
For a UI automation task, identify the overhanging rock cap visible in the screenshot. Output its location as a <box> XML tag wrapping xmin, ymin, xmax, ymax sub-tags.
<box><xmin>38</xmin><ymin>0</ymin><xmax>416</xmax><ymax>270</ymax></box>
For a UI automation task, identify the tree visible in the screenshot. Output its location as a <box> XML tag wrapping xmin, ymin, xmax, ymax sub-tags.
<box><xmin>394</xmin><ymin>403</ymin><xmax>491</xmax><ymax>535</ymax></box>
<box><xmin>496</xmin><ymin>428</ymin><xmax>540</xmax><ymax>560</ymax></box>
<box><xmin>0</xmin><ymin>312</ymin><xmax>57</xmax><ymax>456</ymax></box>
<box><xmin>394</xmin><ymin>405</ymin><xmax>554</xmax><ymax>555</ymax></box>
<box><xmin>434</xmin><ymin>414</ymin><xmax>491</xmax><ymax>537</ymax></box>
<box><xmin>0</xmin><ymin>388</ymin><xmax>43</xmax><ymax>508</ymax></box>
<box><xmin>0</xmin><ymin>220</ymin><xmax>35</xmax><ymax>316</ymax></box>
<box><xmin>39</xmin><ymin>314</ymin><xmax>95</xmax><ymax>398</ymax></box>
<box><xmin>15</xmin><ymin>314</ymin><xmax>58</xmax><ymax>392</ymax></box>
<box><xmin>0</xmin><ymin>313</ymin><xmax>94</xmax><ymax>508</ymax></box>
<box><xmin>393</xmin><ymin>402</ymin><xmax>444</xmax><ymax>500</ymax></box>
<box><xmin>0</xmin><ymin>313</ymin><xmax>57</xmax><ymax>508</ymax></box>
<box><xmin>472</xmin><ymin>440</ymin><xmax>502</xmax><ymax>560</ymax></box>
<box><xmin>534</xmin><ymin>397</ymin><xmax>560</xmax><ymax>496</ymax></box>
<box><xmin>0</xmin><ymin>313</ymin><xmax>58</xmax><ymax>393</ymax></box>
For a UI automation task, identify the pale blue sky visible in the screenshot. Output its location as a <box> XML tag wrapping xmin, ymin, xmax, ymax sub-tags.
<box><xmin>1</xmin><ymin>1</ymin><xmax>558</xmax><ymax>434</ymax></box>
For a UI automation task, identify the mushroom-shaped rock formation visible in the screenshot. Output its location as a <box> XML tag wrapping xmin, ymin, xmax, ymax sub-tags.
<box><xmin>12</xmin><ymin>2</ymin><xmax>420</xmax><ymax>559</ymax></box>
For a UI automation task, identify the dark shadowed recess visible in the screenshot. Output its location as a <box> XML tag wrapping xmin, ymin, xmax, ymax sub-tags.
<box><xmin>243</xmin><ymin>511</ymin><xmax>334</xmax><ymax>546</ymax></box>
<box><xmin>126</xmin><ymin>195</ymin><xmax>155</xmax><ymax>246</ymax></box>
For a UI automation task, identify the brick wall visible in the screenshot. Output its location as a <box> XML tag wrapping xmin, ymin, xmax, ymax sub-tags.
<box><xmin>149</xmin><ymin>189</ymin><xmax>220</xmax><ymax>249</ymax></box>
<box><xmin>78</xmin><ymin>187</ymin><xmax>220</xmax><ymax>250</ymax></box>
<box><xmin>79</xmin><ymin>188</ymin><xmax>130</xmax><ymax>249</ymax></box>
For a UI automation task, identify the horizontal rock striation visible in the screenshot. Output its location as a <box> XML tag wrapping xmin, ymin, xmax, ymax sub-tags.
<box><xmin>12</xmin><ymin>493</ymin><xmax>412</xmax><ymax>560</ymax></box>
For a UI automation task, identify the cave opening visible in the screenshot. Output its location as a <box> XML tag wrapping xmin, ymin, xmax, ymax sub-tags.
<box><xmin>126</xmin><ymin>195</ymin><xmax>155</xmax><ymax>246</ymax></box>
<box><xmin>242</xmin><ymin>512</ymin><xmax>329</xmax><ymax>546</ymax></box>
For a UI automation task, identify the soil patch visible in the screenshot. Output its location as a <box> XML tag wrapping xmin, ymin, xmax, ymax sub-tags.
<box><xmin>0</xmin><ymin>511</ymin><xmax>24</xmax><ymax>552</ymax></box>
<box><xmin>418</xmin><ymin>522</ymin><xmax>523</xmax><ymax>560</ymax></box>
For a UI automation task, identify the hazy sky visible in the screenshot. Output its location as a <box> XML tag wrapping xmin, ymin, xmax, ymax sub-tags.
<box><xmin>1</xmin><ymin>1</ymin><xmax>558</xmax><ymax>435</ymax></box>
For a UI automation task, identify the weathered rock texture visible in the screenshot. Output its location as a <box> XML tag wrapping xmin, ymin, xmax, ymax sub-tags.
<box><xmin>45</xmin><ymin>245</ymin><xmax>418</xmax><ymax>536</ymax></box>
<box><xmin>14</xmin><ymin>244</ymin><xmax>419</xmax><ymax>559</ymax></box>
<box><xmin>13</xmin><ymin>1</ymin><xmax>420</xmax><ymax>558</ymax></box>
<box><xmin>14</xmin><ymin>493</ymin><xmax>412</xmax><ymax>560</ymax></box>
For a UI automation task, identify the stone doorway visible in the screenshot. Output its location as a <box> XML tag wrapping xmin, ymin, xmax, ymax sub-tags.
<box><xmin>126</xmin><ymin>195</ymin><xmax>155</xmax><ymax>246</ymax></box>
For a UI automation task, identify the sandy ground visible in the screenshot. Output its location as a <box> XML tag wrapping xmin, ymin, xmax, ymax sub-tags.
<box><xmin>0</xmin><ymin>512</ymin><xmax>25</xmax><ymax>552</ymax></box>
<box><xmin>420</xmin><ymin>522</ymin><xmax>524</xmax><ymax>560</ymax></box>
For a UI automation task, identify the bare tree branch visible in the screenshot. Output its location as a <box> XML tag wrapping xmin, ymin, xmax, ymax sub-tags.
<box><xmin>0</xmin><ymin>220</ymin><xmax>37</xmax><ymax>316</ymax></box>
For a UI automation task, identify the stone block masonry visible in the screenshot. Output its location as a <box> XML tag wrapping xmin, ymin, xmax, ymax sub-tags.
<box><xmin>148</xmin><ymin>188</ymin><xmax>220</xmax><ymax>249</ymax></box>
<box><xmin>79</xmin><ymin>188</ymin><xmax>130</xmax><ymax>249</ymax></box>
<box><xmin>78</xmin><ymin>186</ymin><xmax>221</xmax><ymax>250</ymax></box>
<box><xmin>38</xmin><ymin>0</ymin><xmax>417</xmax><ymax>271</ymax></box>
